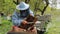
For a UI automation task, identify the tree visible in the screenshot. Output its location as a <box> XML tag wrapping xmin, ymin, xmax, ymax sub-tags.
<box><xmin>34</xmin><ymin>0</ymin><xmax>49</xmax><ymax>15</ymax></box>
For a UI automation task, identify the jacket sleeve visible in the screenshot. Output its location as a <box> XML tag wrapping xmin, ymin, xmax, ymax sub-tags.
<box><xmin>29</xmin><ymin>10</ymin><xmax>34</xmax><ymax>17</ymax></box>
<box><xmin>12</xmin><ymin>12</ymin><xmax>23</xmax><ymax>26</ymax></box>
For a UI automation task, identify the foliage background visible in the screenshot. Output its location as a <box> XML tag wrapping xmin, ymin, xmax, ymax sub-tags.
<box><xmin>0</xmin><ymin>0</ymin><xmax>60</xmax><ymax>34</ymax></box>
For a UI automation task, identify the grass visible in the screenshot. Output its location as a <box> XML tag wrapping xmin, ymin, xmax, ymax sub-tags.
<box><xmin>0</xmin><ymin>20</ymin><xmax>13</xmax><ymax>34</ymax></box>
<box><xmin>45</xmin><ymin>9</ymin><xmax>60</xmax><ymax>34</ymax></box>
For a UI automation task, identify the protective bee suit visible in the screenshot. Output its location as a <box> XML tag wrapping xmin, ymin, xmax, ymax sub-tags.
<box><xmin>12</xmin><ymin>2</ymin><xmax>34</xmax><ymax>26</ymax></box>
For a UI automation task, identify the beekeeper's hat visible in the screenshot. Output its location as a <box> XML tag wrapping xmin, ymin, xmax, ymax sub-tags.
<box><xmin>16</xmin><ymin>2</ymin><xmax>29</xmax><ymax>10</ymax></box>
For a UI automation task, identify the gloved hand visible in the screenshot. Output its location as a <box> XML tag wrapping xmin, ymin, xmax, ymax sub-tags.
<box><xmin>22</xmin><ymin>20</ymin><xmax>28</xmax><ymax>25</ymax></box>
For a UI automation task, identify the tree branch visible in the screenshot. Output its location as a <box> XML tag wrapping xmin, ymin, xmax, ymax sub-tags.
<box><xmin>13</xmin><ymin>0</ymin><xmax>20</xmax><ymax>5</ymax></box>
<box><xmin>25</xmin><ymin>0</ymin><xmax>30</xmax><ymax>3</ymax></box>
<box><xmin>13</xmin><ymin>1</ymin><xmax>17</xmax><ymax>5</ymax></box>
<box><xmin>41</xmin><ymin>0</ymin><xmax>49</xmax><ymax>15</ymax></box>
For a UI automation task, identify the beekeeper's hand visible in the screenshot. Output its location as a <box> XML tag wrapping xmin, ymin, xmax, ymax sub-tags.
<box><xmin>22</xmin><ymin>20</ymin><xmax>28</xmax><ymax>25</ymax></box>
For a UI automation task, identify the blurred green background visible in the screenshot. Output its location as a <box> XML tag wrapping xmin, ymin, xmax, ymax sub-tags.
<box><xmin>0</xmin><ymin>0</ymin><xmax>60</xmax><ymax>34</ymax></box>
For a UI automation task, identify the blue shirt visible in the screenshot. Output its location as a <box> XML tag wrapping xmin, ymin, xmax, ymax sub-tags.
<box><xmin>12</xmin><ymin>10</ymin><xmax>34</xmax><ymax>26</ymax></box>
